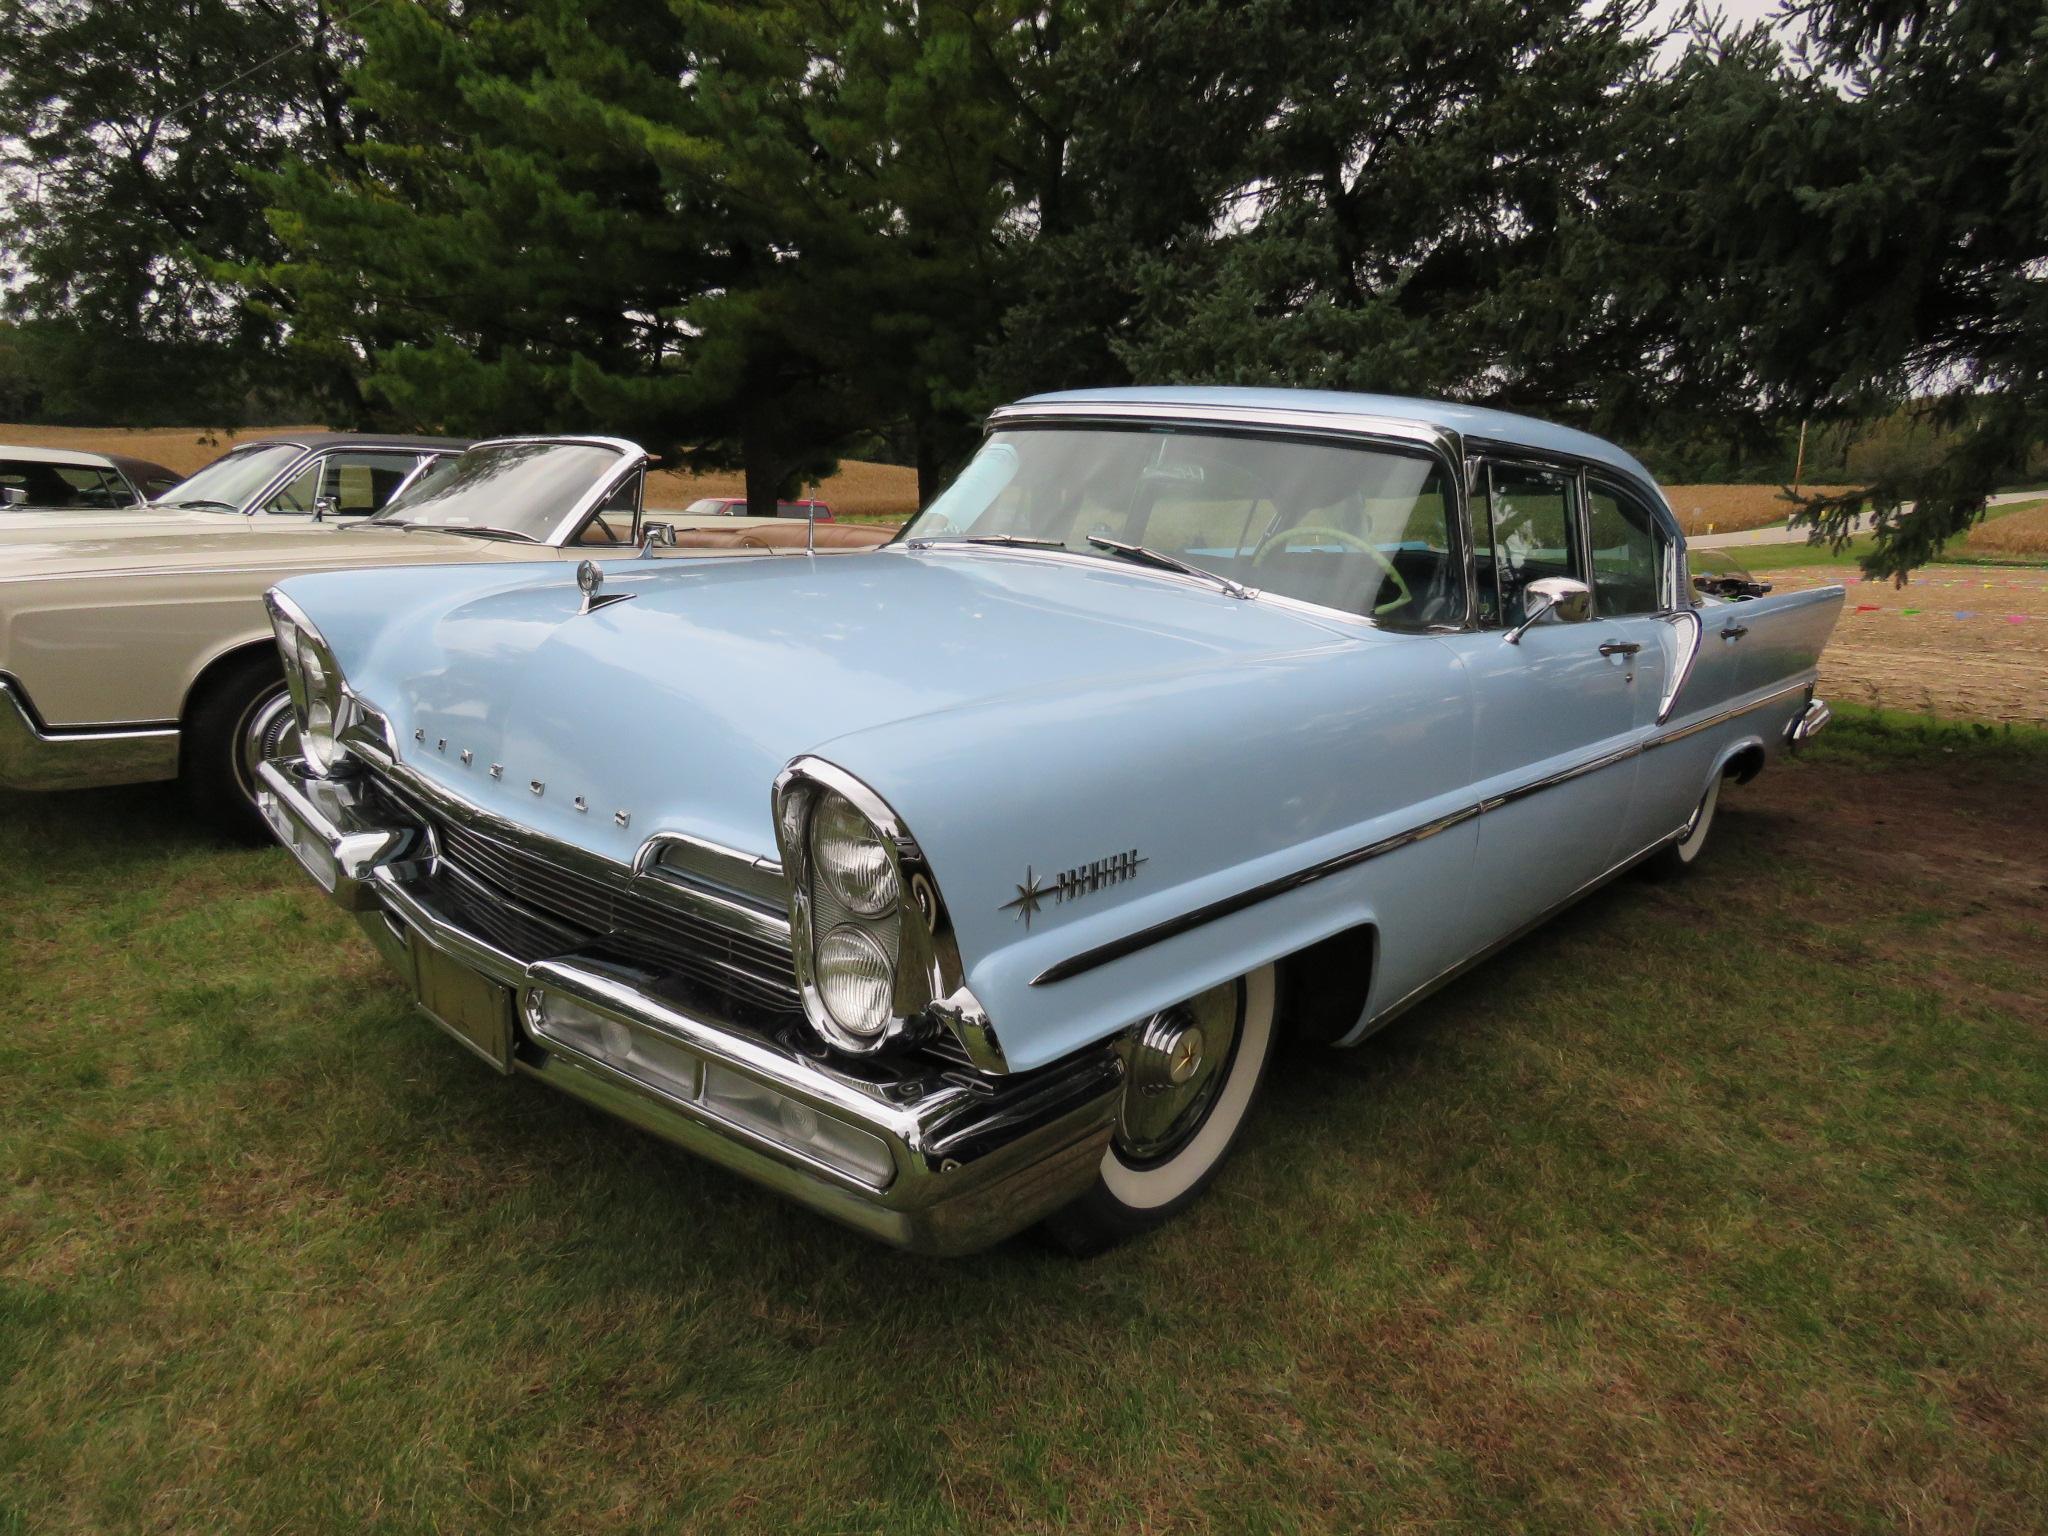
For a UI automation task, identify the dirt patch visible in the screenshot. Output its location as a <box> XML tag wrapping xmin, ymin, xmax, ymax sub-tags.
<box><xmin>1768</xmin><ymin>564</ymin><xmax>2048</xmax><ymax>725</ymax></box>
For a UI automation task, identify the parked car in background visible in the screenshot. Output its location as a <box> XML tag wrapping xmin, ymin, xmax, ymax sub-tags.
<box><xmin>0</xmin><ymin>435</ymin><xmax>879</xmax><ymax>837</ymax></box>
<box><xmin>255</xmin><ymin>387</ymin><xmax>1844</xmax><ymax>1257</ymax></box>
<box><xmin>0</xmin><ymin>445</ymin><xmax>180</xmax><ymax>509</ymax></box>
<box><xmin>681</xmin><ymin>495</ymin><xmax>836</xmax><ymax>521</ymax></box>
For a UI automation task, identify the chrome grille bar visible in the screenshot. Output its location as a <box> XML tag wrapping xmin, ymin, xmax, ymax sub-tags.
<box><xmin>362</xmin><ymin>765</ymin><xmax>801</xmax><ymax>1013</ymax></box>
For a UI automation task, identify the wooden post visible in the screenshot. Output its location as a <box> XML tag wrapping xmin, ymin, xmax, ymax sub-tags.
<box><xmin>1792</xmin><ymin>418</ymin><xmax>1809</xmax><ymax>493</ymax></box>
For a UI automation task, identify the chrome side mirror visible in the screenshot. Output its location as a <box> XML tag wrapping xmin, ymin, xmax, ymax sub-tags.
<box><xmin>1503</xmin><ymin>576</ymin><xmax>1592</xmax><ymax>644</ymax></box>
<box><xmin>311</xmin><ymin>494</ymin><xmax>339</xmax><ymax>522</ymax></box>
<box><xmin>0</xmin><ymin>486</ymin><xmax>27</xmax><ymax>507</ymax></box>
<box><xmin>640</xmin><ymin>521</ymin><xmax>676</xmax><ymax>551</ymax></box>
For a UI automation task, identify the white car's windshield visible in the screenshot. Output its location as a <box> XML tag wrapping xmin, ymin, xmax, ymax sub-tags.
<box><xmin>155</xmin><ymin>443</ymin><xmax>304</xmax><ymax>511</ymax></box>
<box><xmin>898</xmin><ymin>427</ymin><xmax>1464</xmax><ymax>627</ymax></box>
<box><xmin>370</xmin><ymin>441</ymin><xmax>630</xmax><ymax>542</ymax></box>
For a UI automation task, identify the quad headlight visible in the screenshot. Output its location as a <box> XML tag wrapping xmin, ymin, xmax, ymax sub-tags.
<box><xmin>265</xmin><ymin>590</ymin><xmax>351</xmax><ymax>777</ymax></box>
<box><xmin>772</xmin><ymin>763</ymin><xmax>956</xmax><ymax>1056</ymax></box>
<box><xmin>810</xmin><ymin>791</ymin><xmax>900</xmax><ymax>915</ymax></box>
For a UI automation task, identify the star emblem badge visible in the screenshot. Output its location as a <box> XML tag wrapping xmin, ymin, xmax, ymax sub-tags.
<box><xmin>1001</xmin><ymin>866</ymin><xmax>1051</xmax><ymax>929</ymax></box>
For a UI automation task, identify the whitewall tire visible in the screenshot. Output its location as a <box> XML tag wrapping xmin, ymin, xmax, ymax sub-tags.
<box><xmin>1643</xmin><ymin>772</ymin><xmax>1723</xmax><ymax>879</ymax></box>
<box><xmin>1041</xmin><ymin>963</ymin><xmax>1279</xmax><ymax>1254</ymax></box>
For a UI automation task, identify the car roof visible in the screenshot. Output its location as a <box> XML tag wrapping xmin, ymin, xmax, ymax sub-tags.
<box><xmin>1014</xmin><ymin>386</ymin><xmax>1663</xmax><ymax>493</ymax></box>
<box><xmin>0</xmin><ymin>443</ymin><xmax>129</xmax><ymax>470</ymax></box>
<box><xmin>228</xmin><ymin>431</ymin><xmax>475</xmax><ymax>453</ymax></box>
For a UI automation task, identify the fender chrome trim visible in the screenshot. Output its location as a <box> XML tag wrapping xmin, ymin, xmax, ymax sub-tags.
<box><xmin>1032</xmin><ymin>679</ymin><xmax>1814</xmax><ymax>986</ymax></box>
<box><xmin>0</xmin><ymin>674</ymin><xmax>181</xmax><ymax>791</ymax></box>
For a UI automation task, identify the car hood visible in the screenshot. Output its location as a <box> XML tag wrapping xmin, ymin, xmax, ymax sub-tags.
<box><xmin>289</xmin><ymin>548</ymin><xmax>1370</xmax><ymax>858</ymax></box>
<box><xmin>281</xmin><ymin>549</ymin><xmax>1471</xmax><ymax>1071</ymax></box>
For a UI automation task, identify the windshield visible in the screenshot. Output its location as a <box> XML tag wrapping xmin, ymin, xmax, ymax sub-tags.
<box><xmin>370</xmin><ymin>441</ymin><xmax>630</xmax><ymax>541</ymax></box>
<box><xmin>899</xmin><ymin>427</ymin><xmax>1464</xmax><ymax>627</ymax></box>
<box><xmin>155</xmin><ymin>443</ymin><xmax>305</xmax><ymax>510</ymax></box>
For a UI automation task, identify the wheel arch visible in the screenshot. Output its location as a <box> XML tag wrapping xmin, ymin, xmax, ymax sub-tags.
<box><xmin>178</xmin><ymin>635</ymin><xmax>286</xmax><ymax>768</ymax></box>
<box><xmin>1277</xmin><ymin>921</ymin><xmax>1380</xmax><ymax>1047</ymax></box>
<box><xmin>1713</xmin><ymin>734</ymin><xmax>1769</xmax><ymax>786</ymax></box>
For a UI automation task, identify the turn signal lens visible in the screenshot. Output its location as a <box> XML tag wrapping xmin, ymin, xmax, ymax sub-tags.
<box><xmin>809</xmin><ymin>791</ymin><xmax>899</xmax><ymax>915</ymax></box>
<box><xmin>816</xmin><ymin>924</ymin><xmax>894</xmax><ymax>1038</ymax></box>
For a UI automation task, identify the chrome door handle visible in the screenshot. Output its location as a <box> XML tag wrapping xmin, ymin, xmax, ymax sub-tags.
<box><xmin>1720</xmin><ymin>623</ymin><xmax>1749</xmax><ymax>640</ymax></box>
<box><xmin>1597</xmin><ymin>639</ymin><xmax>1643</xmax><ymax>657</ymax></box>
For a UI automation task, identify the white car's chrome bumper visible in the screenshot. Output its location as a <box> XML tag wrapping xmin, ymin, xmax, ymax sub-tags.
<box><xmin>256</xmin><ymin>758</ymin><xmax>1121</xmax><ymax>1255</ymax></box>
<box><xmin>0</xmin><ymin>676</ymin><xmax>180</xmax><ymax>792</ymax></box>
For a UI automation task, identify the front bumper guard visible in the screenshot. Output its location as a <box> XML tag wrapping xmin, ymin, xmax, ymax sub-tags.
<box><xmin>256</xmin><ymin>758</ymin><xmax>1121</xmax><ymax>1255</ymax></box>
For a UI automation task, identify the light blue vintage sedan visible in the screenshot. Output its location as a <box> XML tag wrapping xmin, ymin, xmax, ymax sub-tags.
<box><xmin>256</xmin><ymin>388</ymin><xmax>1843</xmax><ymax>1254</ymax></box>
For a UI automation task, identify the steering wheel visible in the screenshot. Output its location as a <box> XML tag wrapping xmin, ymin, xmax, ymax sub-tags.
<box><xmin>583</xmin><ymin>513</ymin><xmax>622</xmax><ymax>546</ymax></box>
<box><xmin>1250</xmin><ymin>524</ymin><xmax>1413</xmax><ymax>615</ymax></box>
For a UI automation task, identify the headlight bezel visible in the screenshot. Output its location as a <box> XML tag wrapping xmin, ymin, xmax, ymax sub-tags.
<box><xmin>771</xmin><ymin>757</ymin><xmax>972</xmax><ymax>1058</ymax></box>
<box><xmin>264</xmin><ymin>589</ymin><xmax>353</xmax><ymax>778</ymax></box>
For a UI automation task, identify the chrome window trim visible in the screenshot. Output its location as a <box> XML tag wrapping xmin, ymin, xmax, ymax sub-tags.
<box><xmin>1657</xmin><ymin>608</ymin><xmax>1705</xmax><ymax>725</ymax></box>
<box><xmin>229</xmin><ymin>440</ymin><xmax>318</xmax><ymax>514</ymax></box>
<box><xmin>358</xmin><ymin>435</ymin><xmax>648</xmax><ymax>547</ymax></box>
<box><xmin>1032</xmin><ymin>678</ymin><xmax>1813</xmax><ymax>987</ymax></box>
<box><xmin>924</xmin><ymin>406</ymin><xmax>1478</xmax><ymax>634</ymax></box>
<box><xmin>1583</xmin><ymin>471</ymin><xmax>1684</xmax><ymax>619</ymax></box>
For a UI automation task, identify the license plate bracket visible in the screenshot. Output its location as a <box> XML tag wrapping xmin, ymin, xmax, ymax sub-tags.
<box><xmin>409</xmin><ymin>932</ymin><xmax>516</xmax><ymax>1075</ymax></box>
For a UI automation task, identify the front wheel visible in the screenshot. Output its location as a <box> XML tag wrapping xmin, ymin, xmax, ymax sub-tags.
<box><xmin>1040</xmin><ymin>964</ymin><xmax>1278</xmax><ymax>1255</ymax></box>
<box><xmin>181</xmin><ymin>654</ymin><xmax>297</xmax><ymax>842</ymax></box>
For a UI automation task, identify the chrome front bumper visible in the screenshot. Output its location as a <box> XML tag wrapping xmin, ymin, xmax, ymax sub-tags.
<box><xmin>255</xmin><ymin>758</ymin><xmax>1121</xmax><ymax>1255</ymax></box>
<box><xmin>0</xmin><ymin>676</ymin><xmax>181</xmax><ymax>792</ymax></box>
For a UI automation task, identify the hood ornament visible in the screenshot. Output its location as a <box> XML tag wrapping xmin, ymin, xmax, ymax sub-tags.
<box><xmin>577</xmin><ymin>559</ymin><xmax>635</xmax><ymax>615</ymax></box>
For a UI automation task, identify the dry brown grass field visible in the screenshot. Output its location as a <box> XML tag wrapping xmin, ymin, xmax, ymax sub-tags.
<box><xmin>1964</xmin><ymin>500</ymin><xmax>2048</xmax><ymax>557</ymax></box>
<box><xmin>0</xmin><ymin>422</ymin><xmax>921</xmax><ymax>521</ymax></box>
<box><xmin>1661</xmin><ymin>482</ymin><xmax>1854</xmax><ymax>535</ymax></box>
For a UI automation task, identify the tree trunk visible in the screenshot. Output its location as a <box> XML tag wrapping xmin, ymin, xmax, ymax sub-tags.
<box><xmin>916</xmin><ymin>421</ymin><xmax>947</xmax><ymax>511</ymax></box>
<box><xmin>743</xmin><ymin>414</ymin><xmax>781</xmax><ymax>518</ymax></box>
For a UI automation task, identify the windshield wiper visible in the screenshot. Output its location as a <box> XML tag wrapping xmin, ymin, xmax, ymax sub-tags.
<box><xmin>158</xmin><ymin>498</ymin><xmax>238</xmax><ymax>512</ymax></box>
<box><xmin>1085</xmin><ymin>535</ymin><xmax>1255</xmax><ymax>600</ymax></box>
<box><xmin>400</xmin><ymin>523</ymin><xmax>541</xmax><ymax>543</ymax></box>
<box><xmin>905</xmin><ymin>533</ymin><xmax>1066</xmax><ymax>551</ymax></box>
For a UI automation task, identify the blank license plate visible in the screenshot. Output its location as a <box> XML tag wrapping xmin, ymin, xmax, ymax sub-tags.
<box><xmin>409</xmin><ymin>934</ymin><xmax>515</xmax><ymax>1075</ymax></box>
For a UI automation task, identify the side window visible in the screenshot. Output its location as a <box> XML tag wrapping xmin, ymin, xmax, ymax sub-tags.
<box><xmin>262</xmin><ymin>460</ymin><xmax>320</xmax><ymax>514</ymax></box>
<box><xmin>1475</xmin><ymin>463</ymin><xmax>1583</xmax><ymax>627</ymax></box>
<box><xmin>321</xmin><ymin>452</ymin><xmax>420</xmax><ymax>516</ymax></box>
<box><xmin>1586</xmin><ymin>483</ymin><xmax>1669</xmax><ymax>615</ymax></box>
<box><xmin>575</xmin><ymin>469</ymin><xmax>644</xmax><ymax>545</ymax></box>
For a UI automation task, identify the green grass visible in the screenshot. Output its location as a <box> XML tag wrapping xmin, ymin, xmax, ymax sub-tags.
<box><xmin>3</xmin><ymin>717</ymin><xmax>2046</xmax><ymax>1532</ymax></box>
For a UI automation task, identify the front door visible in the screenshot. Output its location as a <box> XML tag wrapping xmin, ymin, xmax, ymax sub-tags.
<box><xmin>1446</xmin><ymin>460</ymin><xmax>1643</xmax><ymax>935</ymax></box>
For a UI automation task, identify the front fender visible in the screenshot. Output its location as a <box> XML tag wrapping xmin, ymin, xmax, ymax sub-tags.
<box><xmin>816</xmin><ymin>634</ymin><xmax>1479</xmax><ymax>1073</ymax></box>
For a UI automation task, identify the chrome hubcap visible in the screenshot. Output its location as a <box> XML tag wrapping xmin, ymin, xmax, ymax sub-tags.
<box><xmin>235</xmin><ymin>688</ymin><xmax>299</xmax><ymax>803</ymax></box>
<box><xmin>1116</xmin><ymin>980</ymin><xmax>1243</xmax><ymax>1164</ymax></box>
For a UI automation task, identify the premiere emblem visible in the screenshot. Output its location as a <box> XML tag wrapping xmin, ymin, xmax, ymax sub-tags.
<box><xmin>1002</xmin><ymin>849</ymin><xmax>1145</xmax><ymax>929</ymax></box>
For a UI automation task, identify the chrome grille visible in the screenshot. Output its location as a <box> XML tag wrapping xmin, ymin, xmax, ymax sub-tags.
<box><xmin>368</xmin><ymin>768</ymin><xmax>800</xmax><ymax>1014</ymax></box>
